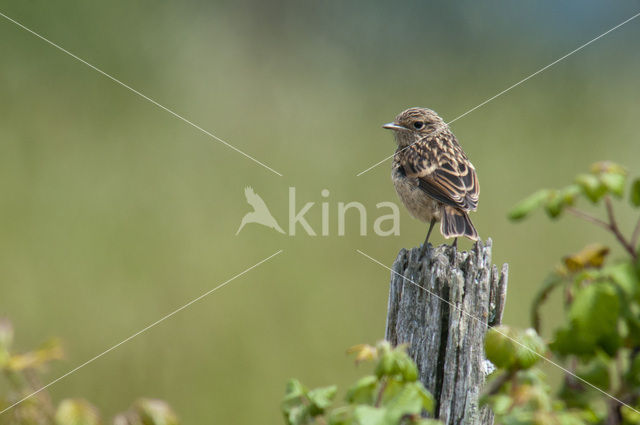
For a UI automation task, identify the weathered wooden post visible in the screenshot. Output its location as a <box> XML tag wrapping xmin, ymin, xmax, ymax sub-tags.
<box><xmin>385</xmin><ymin>238</ymin><xmax>508</xmax><ymax>425</ymax></box>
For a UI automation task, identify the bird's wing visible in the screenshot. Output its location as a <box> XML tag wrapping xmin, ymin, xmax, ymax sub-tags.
<box><xmin>401</xmin><ymin>133</ymin><xmax>479</xmax><ymax>211</ymax></box>
<box><xmin>245</xmin><ymin>186</ymin><xmax>270</xmax><ymax>211</ymax></box>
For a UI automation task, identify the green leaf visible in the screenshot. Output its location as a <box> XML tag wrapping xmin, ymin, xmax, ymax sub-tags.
<box><xmin>551</xmin><ymin>329</ymin><xmax>586</xmax><ymax>358</ymax></box>
<box><xmin>397</xmin><ymin>354</ymin><xmax>419</xmax><ymax>382</ymax></box>
<box><xmin>55</xmin><ymin>399</ymin><xmax>101</xmax><ymax>425</ymax></box>
<box><xmin>600</xmin><ymin>172</ymin><xmax>626</xmax><ymax>198</ymax></box>
<box><xmin>569</xmin><ymin>283</ymin><xmax>620</xmax><ymax>354</ymax></box>
<box><xmin>383</xmin><ymin>383</ymin><xmax>424</xmax><ymax>423</ymax></box>
<box><xmin>284</xmin><ymin>379</ymin><xmax>306</xmax><ymax>397</ymax></box>
<box><xmin>346</xmin><ymin>375</ymin><xmax>378</xmax><ymax>404</ymax></box>
<box><xmin>282</xmin><ymin>381</ymin><xmax>335</xmax><ymax>423</ymax></box>
<box><xmin>283</xmin><ymin>404</ymin><xmax>308</xmax><ymax>425</ymax></box>
<box><xmin>627</xmin><ymin>354</ymin><xmax>640</xmax><ymax>387</ymax></box>
<box><xmin>376</xmin><ymin>378</ymin><xmax>399</xmax><ymax>406</ymax></box>
<box><xmin>327</xmin><ymin>406</ymin><xmax>351</xmax><ymax>425</ymax></box>
<box><xmin>508</xmin><ymin>189</ymin><xmax>550</xmax><ymax>221</ymax></box>
<box><xmin>352</xmin><ymin>406</ymin><xmax>386</xmax><ymax>425</ymax></box>
<box><xmin>282</xmin><ymin>380</ymin><xmax>309</xmax><ymax>425</ymax></box>
<box><xmin>544</xmin><ymin>190</ymin><xmax>564</xmax><ymax>219</ymax></box>
<box><xmin>622</xmin><ymin>303</ymin><xmax>640</xmax><ymax>345</ymax></box>
<box><xmin>378</xmin><ymin>380</ymin><xmax>434</xmax><ymax>414</ymax></box>
<box><xmin>551</xmin><ymin>282</ymin><xmax>621</xmax><ymax>357</ymax></box>
<box><xmin>415</xmin><ymin>384</ymin><xmax>435</xmax><ymax>414</ymax></box>
<box><xmin>575</xmin><ymin>174</ymin><xmax>606</xmax><ymax>203</ymax></box>
<box><xmin>307</xmin><ymin>386</ymin><xmax>337</xmax><ymax>415</ymax></box>
<box><xmin>621</xmin><ymin>405</ymin><xmax>640</xmax><ymax>424</ymax></box>
<box><xmin>375</xmin><ymin>351</ymin><xmax>394</xmax><ymax>378</ymax></box>
<box><xmin>560</xmin><ymin>184</ymin><xmax>581</xmax><ymax>205</ymax></box>
<box><xmin>622</xmin><ymin>306</ymin><xmax>640</xmax><ymax>346</ymax></box>
<box><xmin>557</xmin><ymin>378</ymin><xmax>593</xmax><ymax>410</ymax></box>
<box><xmin>631</xmin><ymin>178</ymin><xmax>640</xmax><ymax>207</ymax></box>
<box><xmin>605</xmin><ymin>262</ymin><xmax>639</xmax><ymax>297</ymax></box>
<box><xmin>575</xmin><ymin>355</ymin><xmax>610</xmax><ymax>392</ymax></box>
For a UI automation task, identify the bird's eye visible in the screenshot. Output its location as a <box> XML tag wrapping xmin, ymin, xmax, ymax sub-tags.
<box><xmin>413</xmin><ymin>121</ymin><xmax>424</xmax><ymax>130</ymax></box>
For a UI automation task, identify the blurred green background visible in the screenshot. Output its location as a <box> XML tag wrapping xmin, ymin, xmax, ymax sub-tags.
<box><xmin>1</xmin><ymin>0</ymin><xmax>640</xmax><ymax>423</ymax></box>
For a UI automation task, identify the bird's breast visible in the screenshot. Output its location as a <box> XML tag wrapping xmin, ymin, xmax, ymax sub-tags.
<box><xmin>391</xmin><ymin>164</ymin><xmax>442</xmax><ymax>223</ymax></box>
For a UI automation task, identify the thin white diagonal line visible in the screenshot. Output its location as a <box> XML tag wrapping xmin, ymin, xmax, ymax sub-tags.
<box><xmin>0</xmin><ymin>11</ymin><xmax>283</xmax><ymax>177</ymax></box>
<box><xmin>0</xmin><ymin>249</ymin><xmax>283</xmax><ymax>415</ymax></box>
<box><xmin>356</xmin><ymin>10</ymin><xmax>640</xmax><ymax>177</ymax></box>
<box><xmin>356</xmin><ymin>249</ymin><xmax>640</xmax><ymax>416</ymax></box>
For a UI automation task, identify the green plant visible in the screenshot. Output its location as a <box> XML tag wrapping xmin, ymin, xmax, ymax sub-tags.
<box><xmin>485</xmin><ymin>161</ymin><xmax>640</xmax><ymax>424</ymax></box>
<box><xmin>482</xmin><ymin>325</ymin><xmax>593</xmax><ymax>424</ymax></box>
<box><xmin>281</xmin><ymin>341</ymin><xmax>441</xmax><ymax>425</ymax></box>
<box><xmin>0</xmin><ymin>318</ymin><xmax>179</xmax><ymax>425</ymax></box>
<box><xmin>509</xmin><ymin>161</ymin><xmax>639</xmax><ymax>260</ymax></box>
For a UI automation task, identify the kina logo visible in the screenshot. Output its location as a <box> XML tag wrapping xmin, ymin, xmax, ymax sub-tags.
<box><xmin>236</xmin><ymin>187</ymin><xmax>286</xmax><ymax>235</ymax></box>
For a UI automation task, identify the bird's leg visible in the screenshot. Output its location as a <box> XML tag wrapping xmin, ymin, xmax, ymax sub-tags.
<box><xmin>420</xmin><ymin>218</ymin><xmax>437</xmax><ymax>257</ymax></box>
<box><xmin>449</xmin><ymin>237</ymin><xmax>459</xmax><ymax>266</ymax></box>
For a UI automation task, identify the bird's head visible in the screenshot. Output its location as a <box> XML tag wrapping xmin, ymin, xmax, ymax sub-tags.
<box><xmin>383</xmin><ymin>107</ymin><xmax>446</xmax><ymax>148</ymax></box>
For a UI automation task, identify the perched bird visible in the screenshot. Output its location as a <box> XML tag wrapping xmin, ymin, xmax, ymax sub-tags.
<box><xmin>236</xmin><ymin>187</ymin><xmax>285</xmax><ymax>235</ymax></box>
<box><xmin>383</xmin><ymin>107</ymin><xmax>479</xmax><ymax>253</ymax></box>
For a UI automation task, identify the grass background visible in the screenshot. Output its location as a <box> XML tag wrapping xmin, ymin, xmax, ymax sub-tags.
<box><xmin>1</xmin><ymin>1</ymin><xmax>640</xmax><ymax>423</ymax></box>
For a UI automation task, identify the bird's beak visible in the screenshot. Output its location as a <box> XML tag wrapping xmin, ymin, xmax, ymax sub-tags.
<box><xmin>382</xmin><ymin>122</ymin><xmax>407</xmax><ymax>131</ymax></box>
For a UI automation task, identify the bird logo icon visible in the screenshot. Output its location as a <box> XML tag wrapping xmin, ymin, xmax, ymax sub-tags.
<box><xmin>236</xmin><ymin>187</ymin><xmax>285</xmax><ymax>235</ymax></box>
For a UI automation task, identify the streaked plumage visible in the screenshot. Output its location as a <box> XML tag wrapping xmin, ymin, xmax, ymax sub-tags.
<box><xmin>384</xmin><ymin>107</ymin><xmax>479</xmax><ymax>249</ymax></box>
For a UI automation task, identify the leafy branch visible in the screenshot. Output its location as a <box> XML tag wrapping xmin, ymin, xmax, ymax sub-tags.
<box><xmin>509</xmin><ymin>161</ymin><xmax>640</xmax><ymax>260</ymax></box>
<box><xmin>281</xmin><ymin>342</ymin><xmax>441</xmax><ymax>425</ymax></box>
<box><xmin>0</xmin><ymin>318</ymin><xmax>179</xmax><ymax>425</ymax></box>
<box><xmin>502</xmin><ymin>161</ymin><xmax>640</xmax><ymax>425</ymax></box>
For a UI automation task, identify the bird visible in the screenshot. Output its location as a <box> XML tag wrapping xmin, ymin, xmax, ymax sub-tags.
<box><xmin>236</xmin><ymin>187</ymin><xmax>285</xmax><ymax>235</ymax></box>
<box><xmin>383</xmin><ymin>107</ymin><xmax>479</xmax><ymax>255</ymax></box>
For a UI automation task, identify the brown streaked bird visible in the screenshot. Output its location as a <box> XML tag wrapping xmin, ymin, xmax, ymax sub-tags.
<box><xmin>384</xmin><ymin>107</ymin><xmax>479</xmax><ymax>254</ymax></box>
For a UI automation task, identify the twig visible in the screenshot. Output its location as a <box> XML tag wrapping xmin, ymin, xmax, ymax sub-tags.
<box><xmin>566</xmin><ymin>201</ymin><xmax>637</xmax><ymax>261</ymax></box>
<box><xmin>400</xmin><ymin>413</ymin><xmax>420</xmax><ymax>424</ymax></box>
<box><xmin>565</xmin><ymin>207</ymin><xmax>609</xmax><ymax>229</ymax></box>
<box><xmin>631</xmin><ymin>216</ymin><xmax>640</xmax><ymax>252</ymax></box>
<box><xmin>606</xmin><ymin>397</ymin><xmax>622</xmax><ymax>425</ymax></box>
<box><xmin>375</xmin><ymin>378</ymin><xmax>388</xmax><ymax>407</ymax></box>
<box><xmin>604</xmin><ymin>197</ymin><xmax>637</xmax><ymax>260</ymax></box>
<box><xmin>484</xmin><ymin>370</ymin><xmax>514</xmax><ymax>396</ymax></box>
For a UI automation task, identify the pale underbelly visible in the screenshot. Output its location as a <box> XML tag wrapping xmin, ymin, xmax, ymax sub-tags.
<box><xmin>393</xmin><ymin>176</ymin><xmax>442</xmax><ymax>223</ymax></box>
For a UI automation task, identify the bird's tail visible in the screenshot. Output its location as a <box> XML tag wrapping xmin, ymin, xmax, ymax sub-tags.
<box><xmin>441</xmin><ymin>206</ymin><xmax>478</xmax><ymax>241</ymax></box>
